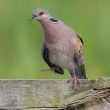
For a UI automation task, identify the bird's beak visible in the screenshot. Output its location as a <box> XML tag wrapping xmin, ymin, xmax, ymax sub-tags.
<box><xmin>29</xmin><ymin>14</ymin><xmax>37</xmax><ymax>22</ymax></box>
<box><xmin>32</xmin><ymin>14</ymin><xmax>38</xmax><ymax>19</ymax></box>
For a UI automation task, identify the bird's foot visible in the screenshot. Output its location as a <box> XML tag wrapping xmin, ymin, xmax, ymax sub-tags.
<box><xmin>41</xmin><ymin>66</ymin><xmax>64</xmax><ymax>74</ymax></box>
<box><xmin>40</xmin><ymin>68</ymin><xmax>52</xmax><ymax>72</ymax></box>
<box><xmin>72</xmin><ymin>73</ymin><xmax>79</xmax><ymax>87</ymax></box>
<box><xmin>67</xmin><ymin>73</ymin><xmax>79</xmax><ymax>88</ymax></box>
<box><xmin>43</xmin><ymin>67</ymin><xmax>60</xmax><ymax>72</ymax></box>
<box><xmin>40</xmin><ymin>67</ymin><xmax>59</xmax><ymax>72</ymax></box>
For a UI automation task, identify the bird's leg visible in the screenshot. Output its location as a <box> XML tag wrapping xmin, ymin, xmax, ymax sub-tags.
<box><xmin>67</xmin><ymin>72</ymin><xmax>79</xmax><ymax>87</ymax></box>
<box><xmin>71</xmin><ymin>73</ymin><xmax>79</xmax><ymax>86</ymax></box>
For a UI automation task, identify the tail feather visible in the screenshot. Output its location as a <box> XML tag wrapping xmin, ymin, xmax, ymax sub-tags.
<box><xmin>75</xmin><ymin>65</ymin><xmax>87</xmax><ymax>79</ymax></box>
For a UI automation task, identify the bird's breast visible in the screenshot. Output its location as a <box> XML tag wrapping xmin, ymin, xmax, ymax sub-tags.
<box><xmin>50</xmin><ymin>51</ymin><xmax>70</xmax><ymax>68</ymax></box>
<box><xmin>47</xmin><ymin>42</ymin><xmax>75</xmax><ymax>69</ymax></box>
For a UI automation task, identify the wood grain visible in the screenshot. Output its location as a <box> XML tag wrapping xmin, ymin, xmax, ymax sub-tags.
<box><xmin>0</xmin><ymin>79</ymin><xmax>110</xmax><ymax>110</ymax></box>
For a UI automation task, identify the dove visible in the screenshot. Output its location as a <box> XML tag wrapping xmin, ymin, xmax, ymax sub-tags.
<box><xmin>32</xmin><ymin>8</ymin><xmax>87</xmax><ymax>86</ymax></box>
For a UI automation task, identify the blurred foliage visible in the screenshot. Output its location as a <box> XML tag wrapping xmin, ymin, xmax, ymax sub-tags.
<box><xmin>0</xmin><ymin>0</ymin><xmax>110</xmax><ymax>79</ymax></box>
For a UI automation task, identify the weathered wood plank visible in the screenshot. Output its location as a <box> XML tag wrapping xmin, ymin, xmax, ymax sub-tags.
<box><xmin>0</xmin><ymin>79</ymin><xmax>110</xmax><ymax>110</ymax></box>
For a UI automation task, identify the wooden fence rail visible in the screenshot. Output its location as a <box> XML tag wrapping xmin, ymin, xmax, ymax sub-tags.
<box><xmin>0</xmin><ymin>79</ymin><xmax>110</xmax><ymax>110</ymax></box>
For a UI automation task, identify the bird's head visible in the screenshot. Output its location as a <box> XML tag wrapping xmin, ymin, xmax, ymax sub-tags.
<box><xmin>32</xmin><ymin>8</ymin><xmax>50</xmax><ymax>21</ymax></box>
<box><xmin>32</xmin><ymin>8</ymin><xmax>58</xmax><ymax>23</ymax></box>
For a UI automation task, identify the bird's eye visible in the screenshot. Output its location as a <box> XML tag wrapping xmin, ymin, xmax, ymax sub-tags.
<box><xmin>39</xmin><ymin>12</ymin><xmax>44</xmax><ymax>16</ymax></box>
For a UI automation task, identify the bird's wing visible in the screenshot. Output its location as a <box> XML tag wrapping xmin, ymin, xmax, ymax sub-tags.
<box><xmin>41</xmin><ymin>42</ymin><xmax>64</xmax><ymax>74</ymax></box>
<box><xmin>74</xmin><ymin>33</ymin><xmax>87</xmax><ymax>79</ymax></box>
<box><xmin>75</xmin><ymin>33</ymin><xmax>85</xmax><ymax>66</ymax></box>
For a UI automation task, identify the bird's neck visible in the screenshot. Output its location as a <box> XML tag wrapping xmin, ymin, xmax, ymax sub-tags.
<box><xmin>41</xmin><ymin>21</ymin><xmax>61</xmax><ymax>43</ymax></box>
<box><xmin>40</xmin><ymin>20</ymin><xmax>75</xmax><ymax>44</ymax></box>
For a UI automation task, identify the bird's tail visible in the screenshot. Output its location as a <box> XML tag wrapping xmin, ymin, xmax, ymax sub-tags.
<box><xmin>75</xmin><ymin>65</ymin><xmax>87</xmax><ymax>79</ymax></box>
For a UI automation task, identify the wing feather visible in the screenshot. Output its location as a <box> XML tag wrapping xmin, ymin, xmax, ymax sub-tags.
<box><xmin>42</xmin><ymin>42</ymin><xmax>64</xmax><ymax>74</ymax></box>
<box><xmin>74</xmin><ymin>33</ymin><xmax>87</xmax><ymax>79</ymax></box>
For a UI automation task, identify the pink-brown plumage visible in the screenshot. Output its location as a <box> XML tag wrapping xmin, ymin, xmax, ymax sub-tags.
<box><xmin>32</xmin><ymin>8</ymin><xmax>87</xmax><ymax>86</ymax></box>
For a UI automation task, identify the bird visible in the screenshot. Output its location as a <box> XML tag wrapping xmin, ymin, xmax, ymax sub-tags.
<box><xmin>32</xmin><ymin>8</ymin><xmax>87</xmax><ymax>86</ymax></box>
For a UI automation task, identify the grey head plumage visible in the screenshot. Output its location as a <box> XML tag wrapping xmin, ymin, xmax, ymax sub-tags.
<box><xmin>32</xmin><ymin>8</ymin><xmax>49</xmax><ymax>19</ymax></box>
<box><xmin>32</xmin><ymin>8</ymin><xmax>58</xmax><ymax>23</ymax></box>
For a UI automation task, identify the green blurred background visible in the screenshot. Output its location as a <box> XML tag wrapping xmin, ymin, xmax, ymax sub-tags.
<box><xmin>0</xmin><ymin>0</ymin><xmax>110</xmax><ymax>79</ymax></box>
